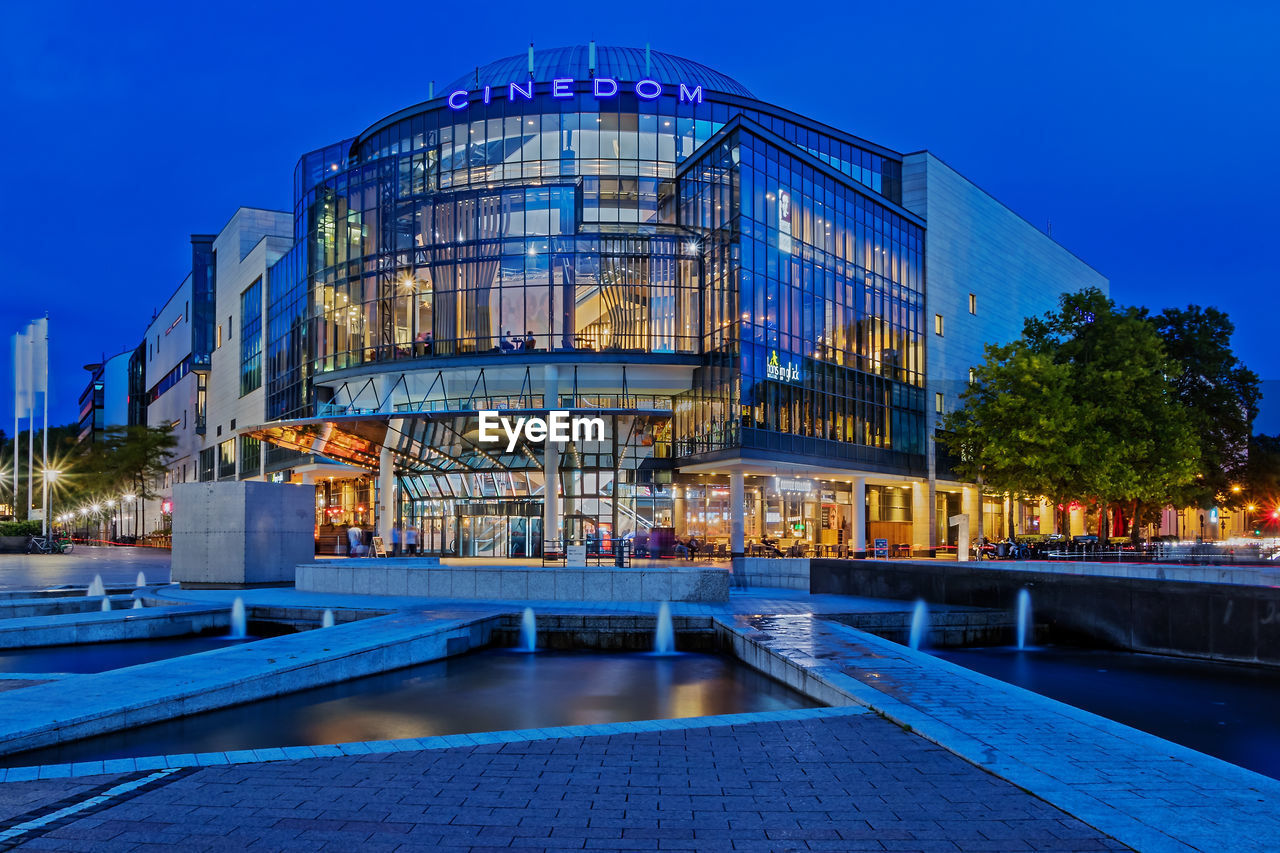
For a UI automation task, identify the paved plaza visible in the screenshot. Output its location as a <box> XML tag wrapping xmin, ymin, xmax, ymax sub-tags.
<box><xmin>0</xmin><ymin>549</ymin><xmax>171</xmax><ymax>593</ymax></box>
<box><xmin>1</xmin><ymin>711</ymin><xmax>1126</xmax><ymax>852</ymax></box>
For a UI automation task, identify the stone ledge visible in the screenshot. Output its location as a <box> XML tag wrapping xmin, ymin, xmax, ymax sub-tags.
<box><xmin>296</xmin><ymin>562</ymin><xmax>730</xmax><ymax>603</ymax></box>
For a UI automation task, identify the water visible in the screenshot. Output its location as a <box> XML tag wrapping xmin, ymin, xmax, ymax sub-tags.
<box><xmin>908</xmin><ymin>599</ymin><xmax>928</xmax><ymax>650</ymax></box>
<box><xmin>518</xmin><ymin>607</ymin><xmax>537</xmax><ymax>652</ymax></box>
<box><xmin>0</xmin><ymin>635</ymin><xmax>256</xmax><ymax>675</ymax></box>
<box><xmin>100</xmin><ymin>597</ymin><xmax>111</xmax><ymax>612</ymax></box>
<box><xmin>135</xmin><ymin>571</ymin><xmax>146</xmax><ymax>588</ymax></box>
<box><xmin>132</xmin><ymin>598</ymin><xmax>143</xmax><ymax>609</ymax></box>
<box><xmin>321</xmin><ymin>609</ymin><xmax>335</xmax><ymax>629</ymax></box>
<box><xmin>4</xmin><ymin>650</ymin><xmax>819</xmax><ymax>767</ymax></box>
<box><xmin>654</xmin><ymin>602</ymin><xmax>675</xmax><ymax>655</ymax></box>
<box><xmin>228</xmin><ymin>598</ymin><xmax>247</xmax><ymax>639</ymax></box>
<box><xmin>937</xmin><ymin>645</ymin><xmax>1280</xmax><ymax>780</ymax></box>
<box><xmin>86</xmin><ymin>575</ymin><xmax>104</xmax><ymax>597</ymax></box>
<box><xmin>1016</xmin><ymin>588</ymin><xmax>1032</xmax><ymax>650</ymax></box>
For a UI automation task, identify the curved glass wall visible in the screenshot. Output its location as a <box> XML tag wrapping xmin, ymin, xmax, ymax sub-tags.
<box><xmin>285</xmin><ymin>85</ymin><xmax>903</xmax><ymax>377</ymax></box>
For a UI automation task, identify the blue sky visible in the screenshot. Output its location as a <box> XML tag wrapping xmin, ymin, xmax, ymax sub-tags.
<box><xmin>1</xmin><ymin>0</ymin><xmax>1276</xmax><ymax>433</ymax></box>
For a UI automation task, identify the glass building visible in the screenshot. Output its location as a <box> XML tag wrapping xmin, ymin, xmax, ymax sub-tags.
<box><xmin>250</xmin><ymin>44</ymin><xmax>1106</xmax><ymax>559</ymax></box>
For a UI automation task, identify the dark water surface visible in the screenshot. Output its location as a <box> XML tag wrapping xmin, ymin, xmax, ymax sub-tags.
<box><xmin>937</xmin><ymin>645</ymin><xmax>1280</xmax><ymax>780</ymax></box>
<box><xmin>0</xmin><ymin>635</ymin><xmax>255</xmax><ymax>674</ymax></box>
<box><xmin>4</xmin><ymin>650</ymin><xmax>818</xmax><ymax>767</ymax></box>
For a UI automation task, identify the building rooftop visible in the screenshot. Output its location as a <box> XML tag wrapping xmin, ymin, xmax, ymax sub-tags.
<box><xmin>444</xmin><ymin>44</ymin><xmax>754</xmax><ymax>98</ymax></box>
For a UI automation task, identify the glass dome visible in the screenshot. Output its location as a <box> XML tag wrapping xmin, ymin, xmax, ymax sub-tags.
<box><xmin>443</xmin><ymin>44</ymin><xmax>755</xmax><ymax>98</ymax></box>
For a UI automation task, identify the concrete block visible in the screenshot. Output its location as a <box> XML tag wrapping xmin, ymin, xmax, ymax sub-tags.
<box><xmin>526</xmin><ymin>569</ymin><xmax>556</xmax><ymax>600</ymax></box>
<box><xmin>172</xmin><ymin>481</ymin><xmax>315</xmax><ymax>586</ymax></box>
<box><xmin>406</xmin><ymin>568</ymin><xmax>431</xmax><ymax>597</ymax></box>
<box><xmin>554</xmin><ymin>570</ymin><xmax>584</xmax><ymax>600</ymax></box>
<box><xmin>499</xmin><ymin>571</ymin><xmax>528</xmax><ymax>601</ymax></box>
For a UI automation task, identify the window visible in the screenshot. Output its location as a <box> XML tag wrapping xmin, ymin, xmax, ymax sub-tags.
<box><xmin>240</xmin><ymin>280</ymin><xmax>263</xmax><ymax>395</ymax></box>
<box><xmin>934</xmin><ymin>314</ymin><xmax>944</xmax><ymax>336</ymax></box>
<box><xmin>968</xmin><ymin>368</ymin><xmax>976</xmax><ymax>385</ymax></box>
<box><xmin>935</xmin><ymin>392</ymin><xmax>944</xmax><ymax>414</ymax></box>
<box><xmin>239</xmin><ymin>435</ymin><xmax>261</xmax><ymax>479</ymax></box>
<box><xmin>198</xmin><ymin>447</ymin><xmax>215</xmax><ymax>482</ymax></box>
<box><xmin>968</xmin><ymin>293</ymin><xmax>977</xmax><ymax>314</ymax></box>
<box><xmin>216</xmin><ymin>325</ymin><xmax>223</xmax><ymax>348</ymax></box>
<box><xmin>218</xmin><ymin>439</ymin><xmax>236</xmax><ymax>480</ymax></box>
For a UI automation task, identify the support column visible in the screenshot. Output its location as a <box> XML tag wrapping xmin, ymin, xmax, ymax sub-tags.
<box><xmin>730</xmin><ymin>469</ymin><xmax>745</xmax><ymax>558</ymax></box>
<box><xmin>1038</xmin><ymin>498</ymin><xmax>1053</xmax><ymax>534</ymax></box>
<box><xmin>377</xmin><ymin>444</ymin><xmax>394</xmax><ymax>547</ymax></box>
<box><xmin>962</xmin><ymin>485</ymin><xmax>980</xmax><ymax>554</ymax></box>
<box><xmin>851</xmin><ymin>476</ymin><xmax>866</xmax><ymax>558</ymax></box>
<box><xmin>673</xmin><ymin>486</ymin><xmax>686</xmax><ymax>538</ymax></box>
<box><xmin>911</xmin><ymin>480</ymin><xmax>932</xmax><ymax>557</ymax></box>
<box><xmin>542</xmin><ymin>365</ymin><xmax>561</xmax><ymax>551</ymax></box>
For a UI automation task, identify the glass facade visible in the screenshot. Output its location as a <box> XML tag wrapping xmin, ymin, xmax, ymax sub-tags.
<box><xmin>239</xmin><ymin>279</ymin><xmax>262</xmax><ymax>396</ymax></box>
<box><xmin>256</xmin><ymin>46</ymin><xmax>930</xmax><ymax>554</ymax></box>
<box><xmin>674</xmin><ymin>123</ymin><xmax>925</xmax><ymax>472</ymax></box>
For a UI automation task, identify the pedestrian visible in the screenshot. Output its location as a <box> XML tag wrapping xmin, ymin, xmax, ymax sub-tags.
<box><xmin>405</xmin><ymin>524</ymin><xmax>418</xmax><ymax>556</ymax></box>
<box><xmin>391</xmin><ymin>524</ymin><xmax>402</xmax><ymax>557</ymax></box>
<box><xmin>346</xmin><ymin>523</ymin><xmax>364</xmax><ymax>557</ymax></box>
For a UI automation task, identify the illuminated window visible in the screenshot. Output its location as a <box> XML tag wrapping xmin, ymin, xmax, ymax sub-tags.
<box><xmin>934</xmin><ymin>314</ymin><xmax>944</xmax><ymax>336</ymax></box>
<box><xmin>968</xmin><ymin>293</ymin><xmax>977</xmax><ymax>314</ymax></box>
<box><xmin>935</xmin><ymin>392</ymin><xmax>944</xmax><ymax>413</ymax></box>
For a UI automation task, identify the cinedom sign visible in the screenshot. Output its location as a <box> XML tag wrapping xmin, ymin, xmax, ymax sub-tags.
<box><xmin>447</xmin><ymin>78</ymin><xmax>705</xmax><ymax>110</ymax></box>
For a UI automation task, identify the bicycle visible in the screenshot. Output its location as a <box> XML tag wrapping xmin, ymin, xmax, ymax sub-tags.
<box><xmin>26</xmin><ymin>535</ymin><xmax>74</xmax><ymax>555</ymax></box>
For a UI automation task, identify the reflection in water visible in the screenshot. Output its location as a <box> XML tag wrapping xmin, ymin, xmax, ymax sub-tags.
<box><xmin>938</xmin><ymin>645</ymin><xmax>1280</xmax><ymax>780</ymax></box>
<box><xmin>0</xmin><ymin>635</ymin><xmax>256</xmax><ymax>675</ymax></box>
<box><xmin>6</xmin><ymin>650</ymin><xmax>818</xmax><ymax>767</ymax></box>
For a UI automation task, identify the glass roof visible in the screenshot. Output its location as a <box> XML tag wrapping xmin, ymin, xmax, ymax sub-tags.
<box><xmin>443</xmin><ymin>45</ymin><xmax>754</xmax><ymax>98</ymax></box>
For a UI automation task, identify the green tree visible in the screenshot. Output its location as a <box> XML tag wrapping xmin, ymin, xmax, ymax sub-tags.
<box><xmin>1151</xmin><ymin>306</ymin><xmax>1259</xmax><ymax>509</ymax></box>
<box><xmin>944</xmin><ymin>288</ymin><xmax>1200</xmax><ymax>540</ymax></box>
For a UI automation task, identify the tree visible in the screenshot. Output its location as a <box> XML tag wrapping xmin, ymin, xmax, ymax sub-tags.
<box><xmin>944</xmin><ymin>288</ymin><xmax>1200</xmax><ymax>540</ymax></box>
<box><xmin>1150</xmin><ymin>306</ymin><xmax>1260</xmax><ymax>509</ymax></box>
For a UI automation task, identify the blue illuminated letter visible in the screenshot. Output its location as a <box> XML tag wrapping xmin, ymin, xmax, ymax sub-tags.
<box><xmin>678</xmin><ymin>83</ymin><xmax>703</xmax><ymax>105</ymax></box>
<box><xmin>509</xmin><ymin>80</ymin><xmax>534</xmax><ymax>101</ymax></box>
<box><xmin>447</xmin><ymin>89</ymin><xmax>469</xmax><ymax>110</ymax></box>
<box><xmin>593</xmin><ymin>77</ymin><xmax>618</xmax><ymax>98</ymax></box>
<box><xmin>552</xmin><ymin>78</ymin><xmax>574</xmax><ymax>98</ymax></box>
<box><xmin>483</xmin><ymin>85</ymin><xmax>492</xmax><ymax>105</ymax></box>
<box><xmin>634</xmin><ymin>79</ymin><xmax>662</xmax><ymax>100</ymax></box>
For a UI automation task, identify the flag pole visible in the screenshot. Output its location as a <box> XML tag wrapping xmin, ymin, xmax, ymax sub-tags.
<box><xmin>41</xmin><ymin>317</ymin><xmax>49</xmax><ymax>537</ymax></box>
<box><xmin>25</xmin><ymin>329</ymin><xmax>33</xmax><ymax>524</ymax></box>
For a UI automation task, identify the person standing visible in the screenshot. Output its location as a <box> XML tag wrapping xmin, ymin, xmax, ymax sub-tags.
<box><xmin>347</xmin><ymin>524</ymin><xmax>364</xmax><ymax>557</ymax></box>
<box><xmin>405</xmin><ymin>524</ymin><xmax>419</xmax><ymax>556</ymax></box>
<box><xmin>391</xmin><ymin>524</ymin><xmax>402</xmax><ymax>557</ymax></box>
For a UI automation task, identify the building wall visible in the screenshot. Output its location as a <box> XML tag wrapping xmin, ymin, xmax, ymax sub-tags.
<box><xmin>101</xmin><ymin>350</ymin><xmax>131</xmax><ymax>429</ymax></box>
<box><xmin>902</xmin><ymin>152</ymin><xmax>1109</xmax><ymax>486</ymax></box>
<box><xmin>202</xmin><ymin>208</ymin><xmax>292</xmax><ymax>482</ymax></box>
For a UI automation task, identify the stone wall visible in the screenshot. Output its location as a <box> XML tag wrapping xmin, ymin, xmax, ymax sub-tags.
<box><xmin>172</xmin><ymin>481</ymin><xmax>315</xmax><ymax>585</ymax></box>
<box><xmin>812</xmin><ymin>559</ymin><xmax>1280</xmax><ymax>666</ymax></box>
<box><xmin>296</xmin><ymin>561</ymin><xmax>730</xmax><ymax>603</ymax></box>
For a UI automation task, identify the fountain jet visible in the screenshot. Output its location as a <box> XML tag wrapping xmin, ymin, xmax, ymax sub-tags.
<box><xmin>87</xmin><ymin>575</ymin><xmax>104</xmax><ymax>597</ymax></box>
<box><xmin>321</xmin><ymin>609</ymin><xmax>335</xmax><ymax>628</ymax></box>
<box><xmin>1016</xmin><ymin>588</ymin><xmax>1032</xmax><ymax>650</ymax></box>
<box><xmin>519</xmin><ymin>607</ymin><xmax>537</xmax><ymax>652</ymax></box>
<box><xmin>229</xmin><ymin>597</ymin><xmax>248</xmax><ymax>639</ymax></box>
<box><xmin>135</xmin><ymin>571</ymin><xmax>146</xmax><ymax>588</ymax></box>
<box><xmin>101</xmin><ymin>597</ymin><xmax>112</xmax><ymax>612</ymax></box>
<box><xmin>654</xmin><ymin>602</ymin><xmax>676</xmax><ymax>655</ymax></box>
<box><xmin>908</xmin><ymin>599</ymin><xmax>929</xmax><ymax>650</ymax></box>
<box><xmin>133</xmin><ymin>598</ymin><xmax>143</xmax><ymax>609</ymax></box>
